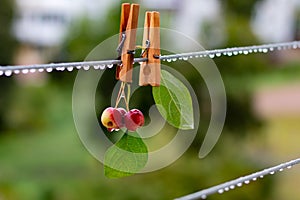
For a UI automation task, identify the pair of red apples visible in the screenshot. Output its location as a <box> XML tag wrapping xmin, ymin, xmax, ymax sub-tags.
<box><xmin>101</xmin><ymin>107</ymin><xmax>144</xmax><ymax>132</ymax></box>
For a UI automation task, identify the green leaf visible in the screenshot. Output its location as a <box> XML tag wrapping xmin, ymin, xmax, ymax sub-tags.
<box><xmin>153</xmin><ymin>70</ymin><xmax>194</xmax><ymax>130</ymax></box>
<box><xmin>104</xmin><ymin>133</ymin><xmax>148</xmax><ymax>178</ymax></box>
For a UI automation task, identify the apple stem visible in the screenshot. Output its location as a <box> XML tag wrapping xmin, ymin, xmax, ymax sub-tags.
<box><xmin>126</xmin><ymin>84</ymin><xmax>131</xmax><ymax>111</ymax></box>
<box><xmin>115</xmin><ymin>82</ymin><xmax>131</xmax><ymax>111</ymax></box>
<box><xmin>115</xmin><ymin>81</ymin><xmax>126</xmax><ymax>108</ymax></box>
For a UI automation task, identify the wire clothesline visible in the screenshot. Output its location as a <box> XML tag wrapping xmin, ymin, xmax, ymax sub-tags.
<box><xmin>0</xmin><ymin>41</ymin><xmax>299</xmax><ymax>77</ymax></box>
<box><xmin>175</xmin><ymin>158</ymin><xmax>300</xmax><ymax>200</ymax></box>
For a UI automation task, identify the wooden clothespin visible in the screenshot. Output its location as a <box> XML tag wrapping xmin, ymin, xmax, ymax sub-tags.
<box><xmin>116</xmin><ymin>3</ymin><xmax>140</xmax><ymax>83</ymax></box>
<box><xmin>139</xmin><ymin>11</ymin><xmax>161</xmax><ymax>86</ymax></box>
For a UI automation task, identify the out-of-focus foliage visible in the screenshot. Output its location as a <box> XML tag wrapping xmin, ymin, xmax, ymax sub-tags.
<box><xmin>222</xmin><ymin>0</ymin><xmax>262</xmax><ymax>17</ymax></box>
<box><xmin>0</xmin><ymin>0</ymin><xmax>17</xmax><ymax>65</ymax></box>
<box><xmin>213</xmin><ymin>2</ymin><xmax>268</xmax><ymax>135</ymax></box>
<box><xmin>1</xmin><ymin>1</ymin><xmax>300</xmax><ymax>200</ymax></box>
<box><xmin>62</xmin><ymin>5</ymin><xmax>121</xmax><ymax>62</ymax></box>
<box><xmin>0</xmin><ymin>0</ymin><xmax>17</xmax><ymax>132</ymax></box>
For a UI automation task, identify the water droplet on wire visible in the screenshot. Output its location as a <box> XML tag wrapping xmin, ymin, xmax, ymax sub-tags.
<box><xmin>100</xmin><ymin>65</ymin><xmax>106</xmax><ymax>70</ymax></box>
<box><xmin>237</xmin><ymin>182</ymin><xmax>243</xmax><ymax>187</ymax></box>
<box><xmin>59</xmin><ymin>67</ymin><xmax>66</xmax><ymax>71</ymax></box>
<box><xmin>209</xmin><ymin>54</ymin><xmax>215</xmax><ymax>58</ymax></box>
<box><xmin>279</xmin><ymin>168</ymin><xmax>284</xmax><ymax>172</ymax></box>
<box><xmin>76</xmin><ymin>65</ymin><xmax>82</xmax><ymax>70</ymax></box>
<box><xmin>30</xmin><ymin>69</ymin><xmax>36</xmax><ymax>73</ymax></box>
<box><xmin>67</xmin><ymin>67</ymin><xmax>74</xmax><ymax>72</ymax></box>
<box><xmin>243</xmin><ymin>50</ymin><xmax>249</xmax><ymax>55</ymax></box>
<box><xmin>183</xmin><ymin>57</ymin><xmax>189</xmax><ymax>61</ymax></box>
<box><xmin>233</xmin><ymin>51</ymin><xmax>238</xmax><ymax>55</ymax></box>
<box><xmin>201</xmin><ymin>195</ymin><xmax>207</xmax><ymax>199</ymax></box>
<box><xmin>93</xmin><ymin>65</ymin><xmax>100</xmax><ymax>70</ymax></box>
<box><xmin>0</xmin><ymin>71</ymin><xmax>3</xmax><ymax>76</ymax></box>
<box><xmin>46</xmin><ymin>68</ymin><xmax>53</xmax><ymax>72</ymax></box>
<box><xmin>269</xmin><ymin>171</ymin><xmax>275</xmax><ymax>175</ymax></box>
<box><xmin>38</xmin><ymin>68</ymin><xmax>44</xmax><ymax>72</ymax></box>
<box><xmin>229</xmin><ymin>185</ymin><xmax>235</xmax><ymax>190</ymax></box>
<box><xmin>224</xmin><ymin>187</ymin><xmax>230</xmax><ymax>191</ymax></box>
<box><xmin>218</xmin><ymin>189</ymin><xmax>224</xmax><ymax>194</ymax></box>
<box><xmin>216</xmin><ymin>53</ymin><xmax>222</xmax><ymax>57</ymax></box>
<box><xmin>107</xmin><ymin>64</ymin><xmax>114</xmax><ymax>68</ymax></box>
<box><xmin>252</xmin><ymin>177</ymin><xmax>257</xmax><ymax>181</ymax></box>
<box><xmin>227</xmin><ymin>52</ymin><xmax>233</xmax><ymax>56</ymax></box>
<box><xmin>83</xmin><ymin>65</ymin><xmax>90</xmax><ymax>71</ymax></box>
<box><xmin>172</xmin><ymin>58</ymin><xmax>177</xmax><ymax>62</ymax></box>
<box><xmin>14</xmin><ymin>70</ymin><xmax>20</xmax><ymax>74</ymax></box>
<box><xmin>22</xmin><ymin>69</ymin><xmax>29</xmax><ymax>74</ymax></box>
<box><xmin>287</xmin><ymin>165</ymin><xmax>292</xmax><ymax>169</ymax></box>
<box><xmin>293</xmin><ymin>44</ymin><xmax>298</xmax><ymax>49</ymax></box>
<box><xmin>5</xmin><ymin>70</ymin><xmax>12</xmax><ymax>76</ymax></box>
<box><xmin>167</xmin><ymin>58</ymin><xmax>172</xmax><ymax>63</ymax></box>
<box><xmin>244</xmin><ymin>180</ymin><xmax>250</xmax><ymax>184</ymax></box>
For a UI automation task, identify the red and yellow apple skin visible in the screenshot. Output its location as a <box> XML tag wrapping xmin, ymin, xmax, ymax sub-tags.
<box><xmin>124</xmin><ymin>109</ymin><xmax>145</xmax><ymax>132</ymax></box>
<box><xmin>101</xmin><ymin>107</ymin><xmax>124</xmax><ymax>130</ymax></box>
<box><xmin>116</xmin><ymin>107</ymin><xmax>127</xmax><ymax>128</ymax></box>
<box><xmin>101</xmin><ymin>107</ymin><xmax>144</xmax><ymax>132</ymax></box>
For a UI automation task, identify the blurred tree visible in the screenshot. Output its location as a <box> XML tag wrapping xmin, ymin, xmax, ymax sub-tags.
<box><xmin>0</xmin><ymin>0</ymin><xmax>17</xmax><ymax>65</ymax></box>
<box><xmin>0</xmin><ymin>0</ymin><xmax>17</xmax><ymax>132</ymax></box>
<box><xmin>51</xmin><ymin>3</ymin><xmax>122</xmax><ymax>86</ymax></box>
<box><xmin>209</xmin><ymin>0</ymin><xmax>269</xmax><ymax>136</ymax></box>
<box><xmin>222</xmin><ymin>0</ymin><xmax>262</xmax><ymax>18</ymax></box>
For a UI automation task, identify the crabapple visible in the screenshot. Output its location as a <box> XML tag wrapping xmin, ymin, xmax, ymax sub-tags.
<box><xmin>116</xmin><ymin>107</ymin><xmax>127</xmax><ymax>128</ymax></box>
<box><xmin>101</xmin><ymin>107</ymin><xmax>125</xmax><ymax>130</ymax></box>
<box><xmin>124</xmin><ymin>109</ymin><xmax>144</xmax><ymax>131</ymax></box>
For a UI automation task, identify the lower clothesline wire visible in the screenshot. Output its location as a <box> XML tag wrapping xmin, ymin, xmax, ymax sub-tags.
<box><xmin>175</xmin><ymin>158</ymin><xmax>300</xmax><ymax>200</ymax></box>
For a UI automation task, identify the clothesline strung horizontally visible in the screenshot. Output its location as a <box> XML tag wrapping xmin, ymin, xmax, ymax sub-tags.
<box><xmin>0</xmin><ymin>40</ymin><xmax>299</xmax><ymax>77</ymax></box>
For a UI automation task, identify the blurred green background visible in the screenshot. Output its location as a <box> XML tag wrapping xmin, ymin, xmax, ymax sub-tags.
<box><xmin>1</xmin><ymin>0</ymin><xmax>300</xmax><ymax>199</ymax></box>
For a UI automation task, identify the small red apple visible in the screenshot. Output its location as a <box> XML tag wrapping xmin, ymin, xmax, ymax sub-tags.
<box><xmin>116</xmin><ymin>107</ymin><xmax>127</xmax><ymax>128</ymax></box>
<box><xmin>124</xmin><ymin>109</ymin><xmax>144</xmax><ymax>131</ymax></box>
<box><xmin>101</xmin><ymin>107</ymin><xmax>124</xmax><ymax>130</ymax></box>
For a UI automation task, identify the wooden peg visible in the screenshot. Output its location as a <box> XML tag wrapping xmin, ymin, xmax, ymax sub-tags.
<box><xmin>116</xmin><ymin>3</ymin><xmax>140</xmax><ymax>83</ymax></box>
<box><xmin>116</xmin><ymin>3</ymin><xmax>130</xmax><ymax>80</ymax></box>
<box><xmin>119</xmin><ymin>3</ymin><xmax>131</xmax><ymax>42</ymax></box>
<box><xmin>139</xmin><ymin>11</ymin><xmax>161</xmax><ymax>86</ymax></box>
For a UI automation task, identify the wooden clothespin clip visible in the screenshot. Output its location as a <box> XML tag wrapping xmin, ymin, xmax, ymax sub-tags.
<box><xmin>116</xmin><ymin>3</ymin><xmax>140</xmax><ymax>83</ymax></box>
<box><xmin>139</xmin><ymin>11</ymin><xmax>161</xmax><ymax>86</ymax></box>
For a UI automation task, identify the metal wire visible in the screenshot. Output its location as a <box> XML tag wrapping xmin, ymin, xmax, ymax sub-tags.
<box><xmin>0</xmin><ymin>41</ymin><xmax>299</xmax><ymax>77</ymax></box>
<box><xmin>0</xmin><ymin>58</ymin><xmax>147</xmax><ymax>76</ymax></box>
<box><xmin>160</xmin><ymin>40</ymin><xmax>300</xmax><ymax>62</ymax></box>
<box><xmin>175</xmin><ymin>158</ymin><xmax>300</xmax><ymax>200</ymax></box>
